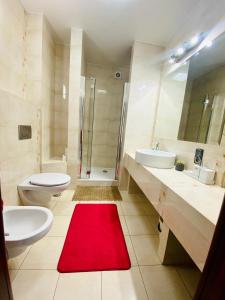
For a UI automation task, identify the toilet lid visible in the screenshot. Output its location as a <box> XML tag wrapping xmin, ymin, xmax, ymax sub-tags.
<box><xmin>29</xmin><ymin>173</ymin><xmax>71</xmax><ymax>187</ymax></box>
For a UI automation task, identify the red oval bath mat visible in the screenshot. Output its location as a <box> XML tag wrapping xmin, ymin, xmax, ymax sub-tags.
<box><xmin>57</xmin><ymin>204</ymin><xmax>131</xmax><ymax>272</ymax></box>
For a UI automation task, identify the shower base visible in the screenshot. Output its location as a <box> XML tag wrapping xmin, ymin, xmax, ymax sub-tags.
<box><xmin>90</xmin><ymin>167</ymin><xmax>115</xmax><ymax>180</ymax></box>
<box><xmin>79</xmin><ymin>167</ymin><xmax>117</xmax><ymax>186</ymax></box>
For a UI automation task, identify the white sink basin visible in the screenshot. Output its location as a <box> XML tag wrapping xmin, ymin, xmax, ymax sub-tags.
<box><xmin>135</xmin><ymin>149</ymin><xmax>176</xmax><ymax>169</ymax></box>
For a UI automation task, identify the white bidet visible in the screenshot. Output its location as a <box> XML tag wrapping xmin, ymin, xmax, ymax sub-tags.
<box><xmin>3</xmin><ymin>206</ymin><xmax>53</xmax><ymax>258</ymax></box>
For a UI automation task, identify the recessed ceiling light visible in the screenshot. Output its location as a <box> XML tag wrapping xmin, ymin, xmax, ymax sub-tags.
<box><xmin>190</xmin><ymin>35</ymin><xmax>199</xmax><ymax>46</ymax></box>
<box><xmin>176</xmin><ymin>47</ymin><xmax>185</xmax><ymax>56</ymax></box>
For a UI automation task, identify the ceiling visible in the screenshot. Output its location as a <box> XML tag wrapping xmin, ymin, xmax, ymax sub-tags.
<box><xmin>20</xmin><ymin>0</ymin><xmax>200</xmax><ymax>66</ymax></box>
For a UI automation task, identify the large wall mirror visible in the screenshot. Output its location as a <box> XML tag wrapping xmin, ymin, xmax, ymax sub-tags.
<box><xmin>155</xmin><ymin>31</ymin><xmax>225</xmax><ymax>145</ymax></box>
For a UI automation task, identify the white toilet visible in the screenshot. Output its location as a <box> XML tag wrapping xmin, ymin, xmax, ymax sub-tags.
<box><xmin>18</xmin><ymin>173</ymin><xmax>71</xmax><ymax>207</ymax></box>
<box><xmin>3</xmin><ymin>206</ymin><xmax>53</xmax><ymax>258</ymax></box>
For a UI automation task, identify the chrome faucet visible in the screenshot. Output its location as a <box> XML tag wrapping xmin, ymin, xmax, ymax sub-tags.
<box><xmin>153</xmin><ymin>142</ymin><xmax>160</xmax><ymax>150</ymax></box>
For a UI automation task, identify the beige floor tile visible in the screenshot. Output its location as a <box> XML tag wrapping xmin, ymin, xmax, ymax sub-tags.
<box><xmin>20</xmin><ymin>237</ymin><xmax>64</xmax><ymax>270</ymax></box>
<box><xmin>54</xmin><ymin>272</ymin><xmax>101</xmax><ymax>300</ymax></box>
<box><xmin>7</xmin><ymin>247</ymin><xmax>31</xmax><ymax>270</ymax></box>
<box><xmin>47</xmin><ymin>216</ymin><xmax>71</xmax><ymax>237</ymax></box>
<box><xmin>124</xmin><ymin>235</ymin><xmax>138</xmax><ymax>267</ymax></box>
<box><xmin>119</xmin><ymin>216</ymin><xmax>129</xmax><ymax>235</ymax></box>
<box><xmin>115</xmin><ymin>202</ymin><xmax>123</xmax><ymax>215</ymax></box>
<box><xmin>120</xmin><ymin>191</ymin><xmax>143</xmax><ymax>202</ymax></box>
<box><xmin>102</xmin><ymin>267</ymin><xmax>148</xmax><ymax>300</ymax></box>
<box><xmin>53</xmin><ymin>202</ymin><xmax>76</xmax><ymax>216</ymax></box>
<box><xmin>9</xmin><ymin>270</ymin><xmax>18</xmax><ymax>282</ymax></box>
<box><xmin>49</xmin><ymin>197</ymin><xmax>58</xmax><ymax>209</ymax></box>
<box><xmin>176</xmin><ymin>265</ymin><xmax>201</xmax><ymax>297</ymax></box>
<box><xmin>140</xmin><ymin>265</ymin><xmax>191</xmax><ymax>300</ymax></box>
<box><xmin>12</xmin><ymin>270</ymin><xmax>58</xmax><ymax>300</ymax></box>
<box><xmin>121</xmin><ymin>201</ymin><xmax>157</xmax><ymax>216</ymax></box>
<box><xmin>60</xmin><ymin>189</ymin><xmax>75</xmax><ymax>202</ymax></box>
<box><xmin>131</xmin><ymin>235</ymin><xmax>161</xmax><ymax>265</ymax></box>
<box><xmin>125</xmin><ymin>215</ymin><xmax>156</xmax><ymax>235</ymax></box>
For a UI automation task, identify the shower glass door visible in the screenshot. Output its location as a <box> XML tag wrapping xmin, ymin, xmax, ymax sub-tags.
<box><xmin>80</xmin><ymin>77</ymin><xmax>96</xmax><ymax>179</ymax></box>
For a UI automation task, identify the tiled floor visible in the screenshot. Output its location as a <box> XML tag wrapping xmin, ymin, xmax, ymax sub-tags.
<box><xmin>8</xmin><ymin>189</ymin><xmax>201</xmax><ymax>300</ymax></box>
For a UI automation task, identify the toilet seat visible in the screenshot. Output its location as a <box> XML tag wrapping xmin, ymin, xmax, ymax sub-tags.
<box><xmin>29</xmin><ymin>173</ymin><xmax>71</xmax><ymax>187</ymax></box>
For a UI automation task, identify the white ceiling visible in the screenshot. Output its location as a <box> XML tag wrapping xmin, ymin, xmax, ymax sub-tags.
<box><xmin>20</xmin><ymin>0</ymin><xmax>201</xmax><ymax>66</ymax></box>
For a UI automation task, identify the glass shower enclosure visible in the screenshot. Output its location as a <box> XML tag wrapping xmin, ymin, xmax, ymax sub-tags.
<box><xmin>79</xmin><ymin>76</ymin><xmax>128</xmax><ymax>181</ymax></box>
<box><xmin>79</xmin><ymin>77</ymin><xmax>96</xmax><ymax>179</ymax></box>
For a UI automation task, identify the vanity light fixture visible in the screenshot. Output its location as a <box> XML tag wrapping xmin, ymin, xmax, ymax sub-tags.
<box><xmin>190</xmin><ymin>35</ymin><xmax>200</xmax><ymax>46</ymax></box>
<box><xmin>168</xmin><ymin>56</ymin><xmax>176</xmax><ymax>64</ymax></box>
<box><xmin>206</xmin><ymin>40</ymin><xmax>213</xmax><ymax>48</ymax></box>
<box><xmin>176</xmin><ymin>47</ymin><xmax>185</xmax><ymax>56</ymax></box>
<box><xmin>168</xmin><ymin>32</ymin><xmax>207</xmax><ymax>64</ymax></box>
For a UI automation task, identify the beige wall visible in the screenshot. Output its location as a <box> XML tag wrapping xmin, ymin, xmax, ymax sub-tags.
<box><xmin>0</xmin><ymin>1</ymin><xmax>41</xmax><ymax>205</ymax></box>
<box><xmin>154</xmin><ymin>63</ymin><xmax>189</xmax><ymax>141</ymax></box>
<box><xmin>154</xmin><ymin>138</ymin><xmax>225</xmax><ymax>186</ymax></box>
<box><xmin>0</xmin><ymin>0</ymin><xmax>70</xmax><ymax>204</ymax></box>
<box><xmin>53</xmin><ymin>44</ymin><xmax>70</xmax><ymax>158</ymax></box>
<box><xmin>123</xmin><ymin>41</ymin><xmax>163</xmax><ymax>154</ymax></box>
<box><xmin>84</xmin><ymin>63</ymin><xmax>129</xmax><ymax>169</ymax></box>
<box><xmin>41</xmin><ymin>18</ymin><xmax>56</xmax><ymax>161</ymax></box>
<box><xmin>67</xmin><ymin>28</ymin><xmax>84</xmax><ymax>185</ymax></box>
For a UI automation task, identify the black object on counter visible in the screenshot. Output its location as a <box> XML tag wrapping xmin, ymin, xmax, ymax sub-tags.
<box><xmin>175</xmin><ymin>162</ymin><xmax>184</xmax><ymax>171</ymax></box>
<box><xmin>194</xmin><ymin>148</ymin><xmax>204</xmax><ymax>166</ymax></box>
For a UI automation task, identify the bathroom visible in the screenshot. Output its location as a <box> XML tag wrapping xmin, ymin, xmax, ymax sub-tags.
<box><xmin>0</xmin><ymin>0</ymin><xmax>225</xmax><ymax>299</ymax></box>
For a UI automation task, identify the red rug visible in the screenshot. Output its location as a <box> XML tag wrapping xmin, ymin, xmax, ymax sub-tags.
<box><xmin>57</xmin><ymin>204</ymin><xmax>131</xmax><ymax>272</ymax></box>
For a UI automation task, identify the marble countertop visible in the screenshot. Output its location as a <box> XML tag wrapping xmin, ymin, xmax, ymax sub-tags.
<box><xmin>127</xmin><ymin>153</ymin><xmax>225</xmax><ymax>225</ymax></box>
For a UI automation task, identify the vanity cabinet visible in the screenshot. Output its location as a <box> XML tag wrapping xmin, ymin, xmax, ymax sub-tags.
<box><xmin>124</xmin><ymin>153</ymin><xmax>165</xmax><ymax>214</ymax></box>
<box><xmin>122</xmin><ymin>153</ymin><xmax>224</xmax><ymax>271</ymax></box>
<box><xmin>161</xmin><ymin>189</ymin><xmax>214</xmax><ymax>270</ymax></box>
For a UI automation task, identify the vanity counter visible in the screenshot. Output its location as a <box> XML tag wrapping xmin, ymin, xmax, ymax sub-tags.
<box><xmin>123</xmin><ymin>152</ymin><xmax>225</xmax><ymax>270</ymax></box>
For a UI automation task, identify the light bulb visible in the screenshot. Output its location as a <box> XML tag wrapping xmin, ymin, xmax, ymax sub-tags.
<box><xmin>206</xmin><ymin>40</ymin><xmax>213</xmax><ymax>48</ymax></box>
<box><xmin>190</xmin><ymin>35</ymin><xmax>199</xmax><ymax>46</ymax></box>
<box><xmin>176</xmin><ymin>47</ymin><xmax>185</xmax><ymax>56</ymax></box>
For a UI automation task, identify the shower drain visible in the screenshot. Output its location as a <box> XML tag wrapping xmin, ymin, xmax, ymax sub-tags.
<box><xmin>102</xmin><ymin>169</ymin><xmax>108</xmax><ymax>173</ymax></box>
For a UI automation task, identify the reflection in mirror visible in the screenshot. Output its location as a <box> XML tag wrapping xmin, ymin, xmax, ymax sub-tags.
<box><xmin>154</xmin><ymin>63</ymin><xmax>189</xmax><ymax>141</ymax></box>
<box><xmin>178</xmin><ymin>33</ymin><xmax>225</xmax><ymax>145</ymax></box>
<box><xmin>155</xmin><ymin>32</ymin><xmax>225</xmax><ymax>145</ymax></box>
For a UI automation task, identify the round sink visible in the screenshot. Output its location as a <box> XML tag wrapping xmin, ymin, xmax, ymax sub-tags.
<box><xmin>135</xmin><ymin>149</ymin><xmax>176</xmax><ymax>169</ymax></box>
